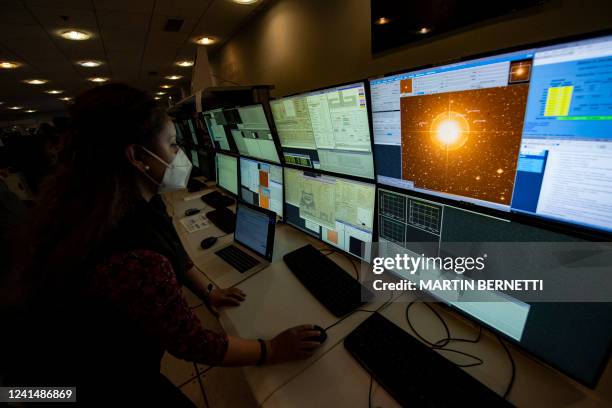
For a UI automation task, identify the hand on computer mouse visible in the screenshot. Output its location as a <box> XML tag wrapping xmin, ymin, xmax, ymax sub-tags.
<box><xmin>267</xmin><ymin>325</ymin><xmax>323</xmax><ymax>364</ymax></box>
<box><xmin>208</xmin><ymin>287</ymin><xmax>246</xmax><ymax>313</ymax></box>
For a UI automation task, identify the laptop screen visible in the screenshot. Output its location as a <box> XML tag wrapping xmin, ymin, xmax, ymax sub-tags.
<box><xmin>234</xmin><ymin>202</ymin><xmax>276</xmax><ymax>260</ymax></box>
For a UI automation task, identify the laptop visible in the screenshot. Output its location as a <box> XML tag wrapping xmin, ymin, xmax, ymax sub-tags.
<box><xmin>214</xmin><ymin>200</ymin><xmax>276</xmax><ymax>274</ymax></box>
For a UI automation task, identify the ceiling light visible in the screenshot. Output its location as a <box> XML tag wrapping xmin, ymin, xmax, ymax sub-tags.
<box><xmin>60</xmin><ymin>30</ymin><xmax>90</xmax><ymax>41</ymax></box>
<box><xmin>156</xmin><ymin>91</ymin><xmax>166</xmax><ymax>95</ymax></box>
<box><xmin>59</xmin><ymin>97</ymin><xmax>73</xmax><ymax>101</ymax></box>
<box><xmin>77</xmin><ymin>60</ymin><xmax>102</xmax><ymax>67</ymax></box>
<box><xmin>8</xmin><ymin>106</ymin><xmax>23</xmax><ymax>110</ymax></box>
<box><xmin>175</xmin><ymin>60</ymin><xmax>194</xmax><ymax>67</ymax></box>
<box><xmin>160</xmin><ymin>84</ymin><xmax>173</xmax><ymax>89</ymax></box>
<box><xmin>23</xmin><ymin>79</ymin><xmax>48</xmax><ymax>85</ymax></box>
<box><xmin>0</xmin><ymin>61</ymin><xmax>20</xmax><ymax>69</ymax></box>
<box><xmin>154</xmin><ymin>96</ymin><xmax>161</xmax><ymax>100</ymax></box>
<box><xmin>165</xmin><ymin>75</ymin><xmax>182</xmax><ymax>80</ymax></box>
<box><xmin>45</xmin><ymin>89</ymin><xmax>64</xmax><ymax>94</ymax></box>
<box><xmin>231</xmin><ymin>0</ymin><xmax>260</xmax><ymax>4</ymax></box>
<box><xmin>25</xmin><ymin>109</ymin><xmax>37</xmax><ymax>113</ymax></box>
<box><xmin>195</xmin><ymin>36</ymin><xmax>215</xmax><ymax>45</ymax></box>
<box><xmin>88</xmin><ymin>77</ymin><xmax>109</xmax><ymax>83</ymax></box>
<box><xmin>374</xmin><ymin>17</ymin><xmax>391</xmax><ymax>25</ymax></box>
<box><xmin>417</xmin><ymin>27</ymin><xmax>431</xmax><ymax>34</ymax></box>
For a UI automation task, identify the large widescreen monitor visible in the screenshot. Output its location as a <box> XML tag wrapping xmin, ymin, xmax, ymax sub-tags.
<box><xmin>271</xmin><ymin>82</ymin><xmax>375</xmax><ymax>179</ymax></box>
<box><xmin>284</xmin><ymin>168</ymin><xmax>375</xmax><ymax>260</ymax></box>
<box><xmin>370</xmin><ymin>33</ymin><xmax>612</xmax><ymax>235</ymax></box>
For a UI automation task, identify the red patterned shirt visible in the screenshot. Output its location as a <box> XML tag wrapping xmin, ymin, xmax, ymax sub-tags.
<box><xmin>92</xmin><ymin>249</ymin><xmax>228</xmax><ymax>365</ymax></box>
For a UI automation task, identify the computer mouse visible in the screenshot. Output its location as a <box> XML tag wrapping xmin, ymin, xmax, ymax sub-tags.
<box><xmin>306</xmin><ymin>325</ymin><xmax>327</xmax><ymax>343</ymax></box>
<box><xmin>185</xmin><ymin>208</ymin><xmax>201</xmax><ymax>216</ymax></box>
<box><xmin>200</xmin><ymin>236</ymin><xmax>218</xmax><ymax>249</ymax></box>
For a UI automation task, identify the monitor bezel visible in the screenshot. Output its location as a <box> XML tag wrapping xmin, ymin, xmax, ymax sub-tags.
<box><xmin>368</xmin><ymin>28</ymin><xmax>612</xmax><ymax>241</ymax></box>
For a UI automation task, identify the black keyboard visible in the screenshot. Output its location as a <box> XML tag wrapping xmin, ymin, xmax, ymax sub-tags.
<box><xmin>344</xmin><ymin>313</ymin><xmax>513</xmax><ymax>407</ymax></box>
<box><xmin>201</xmin><ymin>191</ymin><xmax>235</xmax><ymax>209</ymax></box>
<box><xmin>215</xmin><ymin>245</ymin><xmax>260</xmax><ymax>273</ymax></box>
<box><xmin>206</xmin><ymin>207</ymin><xmax>235</xmax><ymax>233</ymax></box>
<box><xmin>283</xmin><ymin>244</ymin><xmax>373</xmax><ymax>317</ymax></box>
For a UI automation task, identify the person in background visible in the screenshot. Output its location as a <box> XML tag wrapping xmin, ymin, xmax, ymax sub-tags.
<box><xmin>2</xmin><ymin>84</ymin><xmax>321</xmax><ymax>406</ymax></box>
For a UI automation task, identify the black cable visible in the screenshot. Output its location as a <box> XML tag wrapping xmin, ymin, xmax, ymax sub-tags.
<box><xmin>405</xmin><ymin>301</ymin><xmax>451</xmax><ymax>348</ymax></box>
<box><xmin>497</xmin><ymin>334</ymin><xmax>516</xmax><ymax>400</ymax></box>
<box><xmin>404</xmin><ymin>301</ymin><xmax>484</xmax><ymax>368</ymax></box>
<box><xmin>368</xmin><ymin>375</ymin><xmax>373</xmax><ymax>408</ymax></box>
<box><xmin>342</xmin><ymin>252</ymin><xmax>360</xmax><ymax>281</ymax></box>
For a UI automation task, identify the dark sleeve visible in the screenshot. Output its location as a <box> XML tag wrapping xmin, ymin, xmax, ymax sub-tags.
<box><xmin>92</xmin><ymin>249</ymin><xmax>228</xmax><ymax>365</ymax></box>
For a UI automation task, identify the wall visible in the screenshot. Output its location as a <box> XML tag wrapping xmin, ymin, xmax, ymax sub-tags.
<box><xmin>205</xmin><ymin>0</ymin><xmax>612</xmax><ymax>97</ymax></box>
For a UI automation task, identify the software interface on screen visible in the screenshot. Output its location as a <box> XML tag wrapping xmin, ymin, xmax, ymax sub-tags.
<box><xmin>284</xmin><ymin>168</ymin><xmax>375</xmax><ymax>260</ymax></box>
<box><xmin>215</xmin><ymin>153</ymin><xmax>238</xmax><ymax>195</ymax></box>
<box><xmin>240</xmin><ymin>157</ymin><xmax>283</xmax><ymax>218</ymax></box>
<box><xmin>271</xmin><ymin>82</ymin><xmax>375</xmax><ymax>179</ymax></box>
<box><xmin>234</xmin><ymin>204</ymin><xmax>271</xmax><ymax>257</ymax></box>
<box><xmin>203</xmin><ymin>108</ymin><xmax>233</xmax><ymax>151</ymax></box>
<box><xmin>227</xmin><ymin>104</ymin><xmax>281</xmax><ymax>163</ymax></box>
<box><xmin>371</xmin><ymin>34</ymin><xmax>612</xmax><ymax>233</ymax></box>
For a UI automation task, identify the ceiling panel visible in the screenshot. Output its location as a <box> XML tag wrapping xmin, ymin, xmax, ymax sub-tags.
<box><xmin>24</xmin><ymin>0</ymin><xmax>93</xmax><ymax>10</ymax></box>
<box><xmin>93</xmin><ymin>0</ymin><xmax>155</xmax><ymax>14</ymax></box>
<box><xmin>96</xmin><ymin>10</ymin><xmax>150</xmax><ymax>31</ymax></box>
<box><xmin>29</xmin><ymin>6</ymin><xmax>98</xmax><ymax>31</ymax></box>
<box><xmin>154</xmin><ymin>0</ymin><xmax>212</xmax><ymax>16</ymax></box>
<box><xmin>0</xmin><ymin>1</ymin><xmax>37</xmax><ymax>25</ymax></box>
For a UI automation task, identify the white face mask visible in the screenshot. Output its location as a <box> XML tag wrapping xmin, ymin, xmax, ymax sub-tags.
<box><xmin>140</xmin><ymin>146</ymin><xmax>192</xmax><ymax>193</ymax></box>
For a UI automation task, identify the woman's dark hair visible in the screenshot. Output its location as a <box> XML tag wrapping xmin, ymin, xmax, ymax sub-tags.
<box><xmin>3</xmin><ymin>83</ymin><xmax>167</xmax><ymax>304</ymax></box>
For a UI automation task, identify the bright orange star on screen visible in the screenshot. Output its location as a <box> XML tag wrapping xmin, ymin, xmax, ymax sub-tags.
<box><xmin>430</xmin><ymin>111</ymin><xmax>469</xmax><ymax>151</ymax></box>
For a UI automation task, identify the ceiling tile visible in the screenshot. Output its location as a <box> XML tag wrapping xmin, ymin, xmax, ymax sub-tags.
<box><xmin>96</xmin><ymin>10</ymin><xmax>150</xmax><ymax>31</ymax></box>
<box><xmin>0</xmin><ymin>1</ymin><xmax>37</xmax><ymax>25</ymax></box>
<box><xmin>93</xmin><ymin>0</ymin><xmax>155</xmax><ymax>14</ymax></box>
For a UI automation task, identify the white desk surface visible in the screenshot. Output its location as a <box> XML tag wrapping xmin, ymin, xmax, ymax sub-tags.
<box><xmin>162</xmin><ymin>188</ymin><xmax>612</xmax><ymax>408</ymax></box>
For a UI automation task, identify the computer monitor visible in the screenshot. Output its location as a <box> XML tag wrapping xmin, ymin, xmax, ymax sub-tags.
<box><xmin>203</xmin><ymin>108</ymin><xmax>234</xmax><ymax>152</ymax></box>
<box><xmin>377</xmin><ymin>187</ymin><xmax>612</xmax><ymax>388</ymax></box>
<box><xmin>370</xmin><ymin>33</ymin><xmax>612</xmax><ymax>235</ymax></box>
<box><xmin>215</xmin><ymin>152</ymin><xmax>238</xmax><ymax>196</ymax></box>
<box><xmin>284</xmin><ymin>168</ymin><xmax>375</xmax><ymax>260</ymax></box>
<box><xmin>226</xmin><ymin>104</ymin><xmax>281</xmax><ymax>163</ymax></box>
<box><xmin>239</xmin><ymin>157</ymin><xmax>284</xmax><ymax>219</ymax></box>
<box><xmin>271</xmin><ymin>82</ymin><xmax>375</xmax><ymax>179</ymax></box>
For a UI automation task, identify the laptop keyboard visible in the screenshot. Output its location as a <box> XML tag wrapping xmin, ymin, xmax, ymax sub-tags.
<box><xmin>215</xmin><ymin>245</ymin><xmax>260</xmax><ymax>273</ymax></box>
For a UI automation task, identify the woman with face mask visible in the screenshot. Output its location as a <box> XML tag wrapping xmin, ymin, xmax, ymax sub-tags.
<box><xmin>1</xmin><ymin>84</ymin><xmax>321</xmax><ymax>406</ymax></box>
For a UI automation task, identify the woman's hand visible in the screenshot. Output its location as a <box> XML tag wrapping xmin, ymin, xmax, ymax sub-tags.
<box><xmin>267</xmin><ymin>325</ymin><xmax>322</xmax><ymax>364</ymax></box>
<box><xmin>208</xmin><ymin>287</ymin><xmax>246</xmax><ymax>313</ymax></box>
